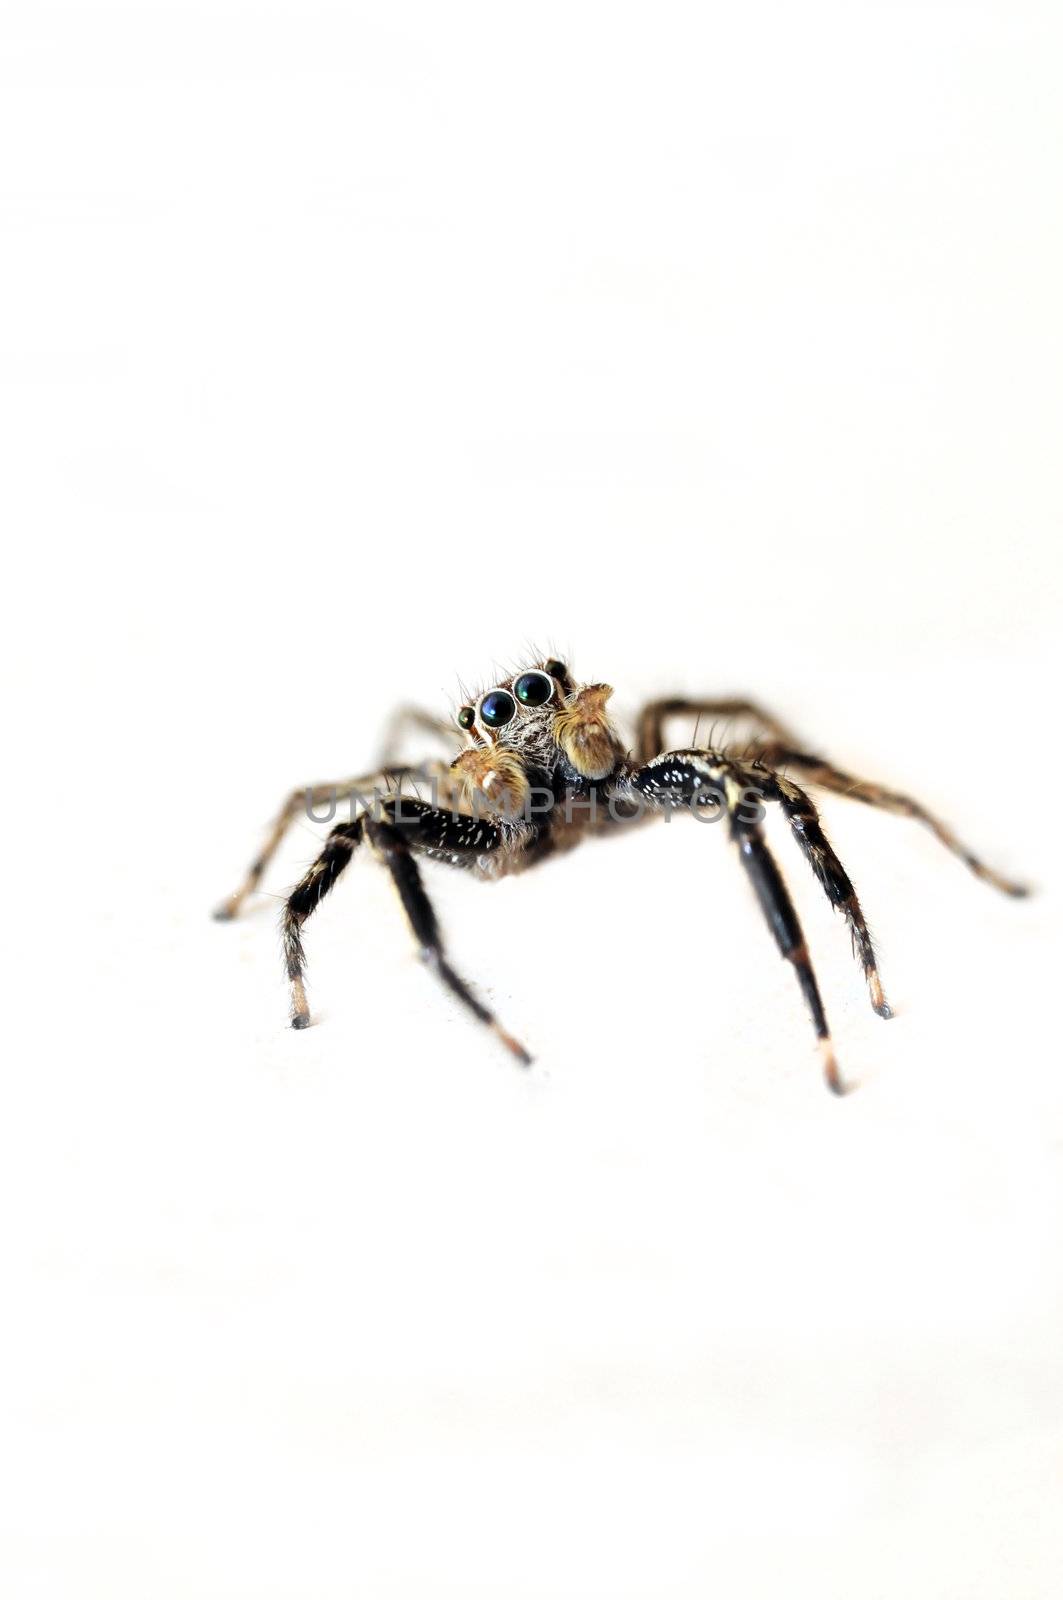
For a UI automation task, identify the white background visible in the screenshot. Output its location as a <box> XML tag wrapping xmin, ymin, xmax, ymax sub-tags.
<box><xmin>4</xmin><ymin>3</ymin><xmax>1062</xmax><ymax>1595</ymax></box>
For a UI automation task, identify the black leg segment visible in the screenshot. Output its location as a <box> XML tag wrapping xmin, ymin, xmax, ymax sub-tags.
<box><xmin>633</xmin><ymin>753</ymin><xmax>846</xmax><ymax>1093</ymax></box>
<box><xmin>282</xmin><ymin>819</ymin><xmax>366</xmax><ymax>1027</ymax></box>
<box><xmin>366</xmin><ymin>818</ymin><xmax>531</xmax><ymax>1065</ymax></box>
<box><xmin>758</xmin><ymin>771</ymin><xmax>892</xmax><ymax>1018</ymax></box>
<box><xmin>727</xmin><ymin>801</ymin><xmax>845</xmax><ymax>1095</ymax></box>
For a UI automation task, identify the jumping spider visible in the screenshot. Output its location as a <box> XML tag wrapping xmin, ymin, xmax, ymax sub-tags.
<box><xmin>215</xmin><ymin>658</ymin><xmax>1027</xmax><ymax>1093</ymax></box>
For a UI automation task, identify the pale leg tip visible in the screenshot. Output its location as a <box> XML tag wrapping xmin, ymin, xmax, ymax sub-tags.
<box><xmin>975</xmin><ymin>859</ymin><xmax>1031</xmax><ymax>897</ymax></box>
<box><xmin>492</xmin><ymin>1021</ymin><xmax>533</xmax><ymax>1067</ymax></box>
<box><xmin>869</xmin><ymin>974</ymin><xmax>893</xmax><ymax>1020</ymax></box>
<box><xmin>819</xmin><ymin>1038</ymin><xmax>850</xmax><ymax>1096</ymax></box>
<box><xmin>212</xmin><ymin>901</ymin><xmax>237</xmax><ymax>922</ymax></box>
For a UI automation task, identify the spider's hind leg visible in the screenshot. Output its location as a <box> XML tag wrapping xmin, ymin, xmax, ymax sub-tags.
<box><xmin>757</xmin><ymin>769</ymin><xmax>892</xmax><ymax>1019</ymax></box>
<box><xmin>376</xmin><ymin>704</ymin><xmax>461</xmax><ymax>765</ymax></box>
<box><xmin>213</xmin><ymin>761</ymin><xmax>450</xmax><ymax>921</ymax></box>
<box><xmin>762</xmin><ymin>749</ymin><xmax>1029</xmax><ymax>898</ymax></box>
<box><xmin>635</xmin><ymin>697</ymin><xmax>803</xmax><ymax>764</ymax></box>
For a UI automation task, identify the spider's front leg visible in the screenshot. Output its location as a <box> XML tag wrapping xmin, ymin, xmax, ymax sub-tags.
<box><xmin>632</xmin><ymin>753</ymin><xmax>846</xmax><ymax>1094</ymax></box>
<box><xmin>754</xmin><ymin>769</ymin><xmax>892</xmax><ymax>1019</ymax></box>
<box><xmin>281</xmin><ymin>800</ymin><xmax>531</xmax><ymax>1065</ymax></box>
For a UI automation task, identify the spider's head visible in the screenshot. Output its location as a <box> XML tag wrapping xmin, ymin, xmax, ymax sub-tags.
<box><xmin>451</xmin><ymin>658</ymin><xmax>623</xmax><ymax>817</ymax></box>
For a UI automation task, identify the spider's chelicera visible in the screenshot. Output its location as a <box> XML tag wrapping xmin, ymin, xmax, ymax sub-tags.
<box><xmin>215</xmin><ymin>657</ymin><xmax>1028</xmax><ymax>1093</ymax></box>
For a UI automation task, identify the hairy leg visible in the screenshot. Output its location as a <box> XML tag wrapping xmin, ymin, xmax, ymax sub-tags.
<box><xmin>377</xmin><ymin>704</ymin><xmax>461</xmax><ymax>765</ymax></box>
<box><xmin>635</xmin><ymin>697</ymin><xmax>804</xmax><ymax>765</ymax></box>
<box><xmin>760</xmin><ymin>747</ymin><xmax>1029</xmax><ymax>898</ymax></box>
<box><xmin>633</xmin><ymin>752</ymin><xmax>846</xmax><ymax>1093</ymax></box>
<box><xmin>280</xmin><ymin>802</ymin><xmax>529</xmax><ymax>1062</ymax></box>
<box><xmin>756</xmin><ymin>769</ymin><xmax>891</xmax><ymax>1017</ymax></box>
<box><xmin>282</xmin><ymin>819</ymin><xmax>366</xmax><ymax>1027</ymax></box>
<box><xmin>213</xmin><ymin>760</ymin><xmax>452</xmax><ymax>921</ymax></box>
<box><xmin>365</xmin><ymin>818</ymin><xmax>530</xmax><ymax>1064</ymax></box>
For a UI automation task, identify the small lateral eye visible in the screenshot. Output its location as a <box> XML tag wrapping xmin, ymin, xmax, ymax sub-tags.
<box><xmin>479</xmin><ymin>689</ymin><xmax>516</xmax><ymax>728</ymax></box>
<box><xmin>514</xmin><ymin>670</ymin><xmax>554</xmax><ymax>708</ymax></box>
<box><xmin>457</xmin><ymin>705</ymin><xmax>475</xmax><ymax>731</ymax></box>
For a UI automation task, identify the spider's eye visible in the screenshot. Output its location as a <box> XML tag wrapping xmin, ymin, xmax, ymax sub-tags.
<box><xmin>513</xmin><ymin>670</ymin><xmax>554</xmax><ymax>708</ymax></box>
<box><xmin>479</xmin><ymin>689</ymin><xmax>516</xmax><ymax>728</ymax></box>
<box><xmin>457</xmin><ymin>706</ymin><xmax>475</xmax><ymax>731</ymax></box>
<box><xmin>544</xmin><ymin>659</ymin><xmax>566</xmax><ymax>679</ymax></box>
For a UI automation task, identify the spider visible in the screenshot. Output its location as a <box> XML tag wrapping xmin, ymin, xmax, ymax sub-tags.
<box><xmin>214</xmin><ymin>657</ymin><xmax>1027</xmax><ymax>1093</ymax></box>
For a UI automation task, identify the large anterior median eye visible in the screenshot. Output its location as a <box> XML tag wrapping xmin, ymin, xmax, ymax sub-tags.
<box><xmin>513</xmin><ymin>670</ymin><xmax>554</xmax><ymax>708</ymax></box>
<box><xmin>479</xmin><ymin>688</ymin><xmax>516</xmax><ymax>728</ymax></box>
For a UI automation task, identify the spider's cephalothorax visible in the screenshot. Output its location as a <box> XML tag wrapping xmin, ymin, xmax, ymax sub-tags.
<box><xmin>215</xmin><ymin>657</ymin><xmax>1029</xmax><ymax>1094</ymax></box>
<box><xmin>449</xmin><ymin>660</ymin><xmax>625</xmax><ymax>822</ymax></box>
